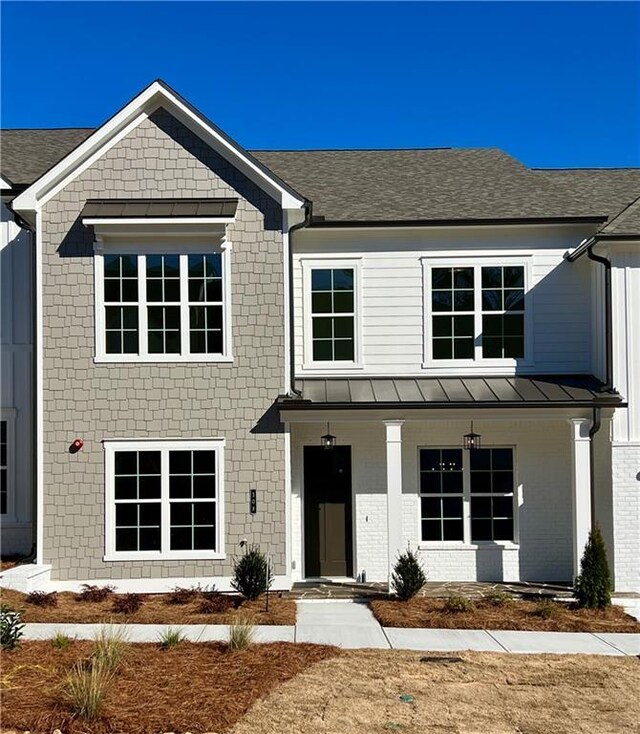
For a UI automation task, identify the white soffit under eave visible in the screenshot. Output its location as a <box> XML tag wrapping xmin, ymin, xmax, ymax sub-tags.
<box><xmin>12</xmin><ymin>80</ymin><xmax>305</xmax><ymax>221</ymax></box>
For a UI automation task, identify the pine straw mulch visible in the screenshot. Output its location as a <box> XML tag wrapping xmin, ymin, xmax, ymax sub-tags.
<box><xmin>1</xmin><ymin>640</ymin><xmax>339</xmax><ymax>734</ymax></box>
<box><xmin>370</xmin><ymin>596</ymin><xmax>640</xmax><ymax>632</ymax></box>
<box><xmin>0</xmin><ymin>588</ymin><xmax>296</xmax><ymax>625</ymax></box>
<box><xmin>0</xmin><ymin>555</ymin><xmax>26</xmax><ymax>572</ymax></box>
<box><xmin>229</xmin><ymin>649</ymin><xmax>640</xmax><ymax>734</ymax></box>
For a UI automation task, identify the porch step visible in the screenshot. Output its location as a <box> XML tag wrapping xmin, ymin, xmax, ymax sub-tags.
<box><xmin>0</xmin><ymin>563</ymin><xmax>52</xmax><ymax>592</ymax></box>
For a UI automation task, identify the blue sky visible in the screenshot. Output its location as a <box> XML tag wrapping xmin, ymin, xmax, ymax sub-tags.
<box><xmin>1</xmin><ymin>1</ymin><xmax>638</xmax><ymax>167</ymax></box>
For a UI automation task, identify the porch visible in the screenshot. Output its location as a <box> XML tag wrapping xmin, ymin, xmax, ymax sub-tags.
<box><xmin>280</xmin><ymin>375</ymin><xmax>623</xmax><ymax>587</ymax></box>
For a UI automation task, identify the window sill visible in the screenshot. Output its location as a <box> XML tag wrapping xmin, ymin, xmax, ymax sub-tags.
<box><xmin>421</xmin><ymin>361</ymin><xmax>533</xmax><ymax>371</ymax></box>
<box><xmin>103</xmin><ymin>551</ymin><xmax>227</xmax><ymax>562</ymax></box>
<box><xmin>95</xmin><ymin>355</ymin><xmax>234</xmax><ymax>364</ymax></box>
<box><xmin>301</xmin><ymin>362</ymin><xmax>364</xmax><ymax>371</ymax></box>
<box><xmin>417</xmin><ymin>542</ymin><xmax>519</xmax><ymax>551</ymax></box>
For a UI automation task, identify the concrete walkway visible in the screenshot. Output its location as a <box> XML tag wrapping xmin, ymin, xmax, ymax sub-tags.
<box><xmin>21</xmin><ymin>600</ymin><xmax>640</xmax><ymax>656</ymax></box>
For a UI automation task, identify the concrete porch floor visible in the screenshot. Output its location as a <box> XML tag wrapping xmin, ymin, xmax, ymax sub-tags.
<box><xmin>288</xmin><ymin>580</ymin><xmax>575</xmax><ymax>600</ymax></box>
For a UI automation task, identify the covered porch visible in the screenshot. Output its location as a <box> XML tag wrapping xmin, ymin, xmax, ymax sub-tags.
<box><xmin>280</xmin><ymin>376</ymin><xmax>623</xmax><ymax>587</ymax></box>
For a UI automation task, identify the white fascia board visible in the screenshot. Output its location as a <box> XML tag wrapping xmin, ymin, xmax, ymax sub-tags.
<box><xmin>83</xmin><ymin>217</ymin><xmax>235</xmax><ymax>226</ymax></box>
<box><xmin>0</xmin><ymin>175</ymin><xmax>14</xmax><ymax>190</ymax></box>
<box><xmin>12</xmin><ymin>80</ymin><xmax>305</xmax><ymax>220</ymax></box>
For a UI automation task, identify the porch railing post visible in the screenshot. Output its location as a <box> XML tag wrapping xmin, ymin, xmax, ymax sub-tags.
<box><xmin>568</xmin><ymin>418</ymin><xmax>592</xmax><ymax>580</ymax></box>
<box><xmin>384</xmin><ymin>420</ymin><xmax>405</xmax><ymax>587</ymax></box>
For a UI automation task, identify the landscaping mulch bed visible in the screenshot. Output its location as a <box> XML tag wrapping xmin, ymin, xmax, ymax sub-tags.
<box><xmin>0</xmin><ymin>555</ymin><xmax>26</xmax><ymax>572</ymax></box>
<box><xmin>0</xmin><ymin>588</ymin><xmax>296</xmax><ymax>626</ymax></box>
<box><xmin>370</xmin><ymin>597</ymin><xmax>640</xmax><ymax>632</ymax></box>
<box><xmin>1</xmin><ymin>640</ymin><xmax>338</xmax><ymax>734</ymax></box>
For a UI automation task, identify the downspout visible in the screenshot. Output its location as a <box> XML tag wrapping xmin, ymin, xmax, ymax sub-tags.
<box><xmin>286</xmin><ymin>201</ymin><xmax>313</xmax><ymax>397</ymax></box>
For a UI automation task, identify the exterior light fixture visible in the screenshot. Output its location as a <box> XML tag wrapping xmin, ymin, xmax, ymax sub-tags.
<box><xmin>321</xmin><ymin>422</ymin><xmax>336</xmax><ymax>450</ymax></box>
<box><xmin>463</xmin><ymin>422</ymin><xmax>481</xmax><ymax>451</ymax></box>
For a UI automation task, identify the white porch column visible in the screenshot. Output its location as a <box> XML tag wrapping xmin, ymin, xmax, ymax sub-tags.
<box><xmin>568</xmin><ymin>418</ymin><xmax>592</xmax><ymax>579</ymax></box>
<box><xmin>384</xmin><ymin>420</ymin><xmax>405</xmax><ymax>582</ymax></box>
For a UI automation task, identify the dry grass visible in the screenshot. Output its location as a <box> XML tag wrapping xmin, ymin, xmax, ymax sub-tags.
<box><xmin>370</xmin><ymin>597</ymin><xmax>640</xmax><ymax>632</ymax></box>
<box><xmin>0</xmin><ymin>587</ymin><xmax>296</xmax><ymax>625</ymax></box>
<box><xmin>1</xmin><ymin>640</ymin><xmax>337</xmax><ymax>733</ymax></box>
<box><xmin>230</xmin><ymin>649</ymin><xmax>640</xmax><ymax>734</ymax></box>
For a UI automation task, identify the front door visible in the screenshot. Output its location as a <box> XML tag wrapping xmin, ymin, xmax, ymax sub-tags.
<box><xmin>303</xmin><ymin>445</ymin><xmax>353</xmax><ymax>578</ymax></box>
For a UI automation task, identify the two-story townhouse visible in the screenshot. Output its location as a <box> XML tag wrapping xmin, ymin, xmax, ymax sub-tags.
<box><xmin>1</xmin><ymin>80</ymin><xmax>639</xmax><ymax>594</ymax></box>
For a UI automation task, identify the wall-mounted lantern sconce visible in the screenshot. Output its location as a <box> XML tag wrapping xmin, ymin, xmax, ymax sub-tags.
<box><xmin>69</xmin><ymin>438</ymin><xmax>84</xmax><ymax>454</ymax></box>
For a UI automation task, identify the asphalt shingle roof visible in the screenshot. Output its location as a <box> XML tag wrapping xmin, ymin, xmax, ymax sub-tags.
<box><xmin>2</xmin><ymin>127</ymin><xmax>639</xmax><ymax>228</ymax></box>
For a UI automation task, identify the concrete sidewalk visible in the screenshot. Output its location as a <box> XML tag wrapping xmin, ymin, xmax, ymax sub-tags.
<box><xmin>21</xmin><ymin>600</ymin><xmax>640</xmax><ymax>656</ymax></box>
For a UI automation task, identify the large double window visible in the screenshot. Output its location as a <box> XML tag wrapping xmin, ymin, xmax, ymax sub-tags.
<box><xmin>427</xmin><ymin>261</ymin><xmax>527</xmax><ymax>363</ymax></box>
<box><xmin>419</xmin><ymin>447</ymin><xmax>516</xmax><ymax>543</ymax></box>
<box><xmin>97</xmin><ymin>248</ymin><xmax>229</xmax><ymax>362</ymax></box>
<box><xmin>105</xmin><ymin>440</ymin><xmax>224</xmax><ymax>560</ymax></box>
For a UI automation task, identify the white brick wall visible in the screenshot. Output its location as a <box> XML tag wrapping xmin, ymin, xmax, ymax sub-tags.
<box><xmin>611</xmin><ymin>443</ymin><xmax>640</xmax><ymax>592</ymax></box>
<box><xmin>290</xmin><ymin>417</ymin><xmax>575</xmax><ymax>583</ymax></box>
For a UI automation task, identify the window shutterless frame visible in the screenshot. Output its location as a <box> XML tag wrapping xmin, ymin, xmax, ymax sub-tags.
<box><xmin>94</xmin><ymin>240</ymin><xmax>233</xmax><ymax>363</ymax></box>
<box><xmin>300</xmin><ymin>257</ymin><xmax>364</xmax><ymax>371</ymax></box>
<box><xmin>0</xmin><ymin>410</ymin><xmax>16</xmax><ymax>521</ymax></box>
<box><xmin>421</xmin><ymin>256</ymin><xmax>533</xmax><ymax>373</ymax></box>
<box><xmin>103</xmin><ymin>438</ymin><xmax>226</xmax><ymax>561</ymax></box>
<box><xmin>417</xmin><ymin>445</ymin><xmax>520</xmax><ymax>548</ymax></box>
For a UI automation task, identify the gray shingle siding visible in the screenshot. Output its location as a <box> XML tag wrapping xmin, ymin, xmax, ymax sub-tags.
<box><xmin>40</xmin><ymin>109</ymin><xmax>287</xmax><ymax>580</ymax></box>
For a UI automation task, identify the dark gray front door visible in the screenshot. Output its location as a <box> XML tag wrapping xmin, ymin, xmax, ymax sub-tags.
<box><xmin>303</xmin><ymin>446</ymin><xmax>353</xmax><ymax>577</ymax></box>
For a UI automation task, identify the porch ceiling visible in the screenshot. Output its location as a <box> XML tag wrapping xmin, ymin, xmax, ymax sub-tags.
<box><xmin>279</xmin><ymin>375</ymin><xmax>626</xmax><ymax>410</ymax></box>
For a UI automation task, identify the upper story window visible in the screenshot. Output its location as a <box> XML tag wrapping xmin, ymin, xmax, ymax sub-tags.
<box><xmin>302</xmin><ymin>259</ymin><xmax>363</xmax><ymax>369</ymax></box>
<box><xmin>424</xmin><ymin>259</ymin><xmax>529</xmax><ymax>366</ymax></box>
<box><xmin>96</xmin><ymin>246</ymin><xmax>231</xmax><ymax>363</ymax></box>
<box><xmin>104</xmin><ymin>439</ymin><xmax>225</xmax><ymax>561</ymax></box>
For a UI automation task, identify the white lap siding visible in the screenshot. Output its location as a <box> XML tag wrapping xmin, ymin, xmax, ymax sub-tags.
<box><xmin>290</xmin><ymin>418</ymin><xmax>574</xmax><ymax>584</ymax></box>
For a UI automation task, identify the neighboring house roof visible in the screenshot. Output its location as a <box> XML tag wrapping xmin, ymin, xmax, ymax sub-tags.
<box><xmin>2</xmin><ymin>124</ymin><xmax>639</xmax><ymax>225</ymax></box>
<box><xmin>279</xmin><ymin>375</ymin><xmax>625</xmax><ymax>410</ymax></box>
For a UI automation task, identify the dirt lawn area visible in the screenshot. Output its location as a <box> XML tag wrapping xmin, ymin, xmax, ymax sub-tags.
<box><xmin>370</xmin><ymin>597</ymin><xmax>640</xmax><ymax>632</ymax></box>
<box><xmin>230</xmin><ymin>649</ymin><xmax>640</xmax><ymax>734</ymax></box>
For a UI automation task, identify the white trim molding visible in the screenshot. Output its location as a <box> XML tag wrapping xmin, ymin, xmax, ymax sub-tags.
<box><xmin>103</xmin><ymin>438</ymin><xmax>226</xmax><ymax>562</ymax></box>
<box><xmin>300</xmin><ymin>257</ymin><xmax>364</xmax><ymax>371</ymax></box>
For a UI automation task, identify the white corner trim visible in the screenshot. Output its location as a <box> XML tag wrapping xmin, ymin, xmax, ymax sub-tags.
<box><xmin>12</xmin><ymin>80</ymin><xmax>305</xmax><ymax>217</ymax></box>
<box><xmin>35</xmin><ymin>208</ymin><xmax>44</xmax><ymax>564</ymax></box>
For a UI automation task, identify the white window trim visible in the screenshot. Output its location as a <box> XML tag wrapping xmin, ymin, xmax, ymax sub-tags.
<box><xmin>94</xmin><ymin>238</ymin><xmax>233</xmax><ymax>363</ymax></box>
<box><xmin>421</xmin><ymin>256</ymin><xmax>534</xmax><ymax>373</ymax></box>
<box><xmin>0</xmin><ymin>409</ymin><xmax>17</xmax><ymax>522</ymax></box>
<box><xmin>301</xmin><ymin>257</ymin><xmax>364</xmax><ymax>371</ymax></box>
<box><xmin>104</xmin><ymin>438</ymin><xmax>226</xmax><ymax>561</ymax></box>
<box><xmin>416</xmin><ymin>444</ymin><xmax>521</xmax><ymax>549</ymax></box>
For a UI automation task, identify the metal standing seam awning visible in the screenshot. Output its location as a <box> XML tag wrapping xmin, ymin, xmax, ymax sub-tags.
<box><xmin>81</xmin><ymin>198</ymin><xmax>238</xmax><ymax>219</ymax></box>
<box><xmin>278</xmin><ymin>375</ymin><xmax>626</xmax><ymax>411</ymax></box>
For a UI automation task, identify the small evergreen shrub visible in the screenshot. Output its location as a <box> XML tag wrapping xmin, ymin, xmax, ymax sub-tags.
<box><xmin>574</xmin><ymin>525</ymin><xmax>613</xmax><ymax>609</ymax></box>
<box><xmin>0</xmin><ymin>605</ymin><xmax>24</xmax><ymax>650</ymax></box>
<box><xmin>483</xmin><ymin>591</ymin><xmax>513</xmax><ymax>608</ymax></box>
<box><xmin>533</xmin><ymin>599</ymin><xmax>560</xmax><ymax>619</ymax></box>
<box><xmin>231</xmin><ymin>545</ymin><xmax>272</xmax><ymax>601</ymax></box>
<box><xmin>390</xmin><ymin>550</ymin><xmax>427</xmax><ymax>601</ymax></box>
<box><xmin>26</xmin><ymin>590</ymin><xmax>58</xmax><ymax>607</ymax></box>
<box><xmin>77</xmin><ymin>584</ymin><xmax>115</xmax><ymax>603</ymax></box>
<box><xmin>167</xmin><ymin>585</ymin><xmax>201</xmax><ymax>605</ymax></box>
<box><xmin>228</xmin><ymin>616</ymin><xmax>255</xmax><ymax>650</ymax></box>
<box><xmin>112</xmin><ymin>593</ymin><xmax>143</xmax><ymax>615</ymax></box>
<box><xmin>444</xmin><ymin>596</ymin><xmax>475</xmax><ymax>614</ymax></box>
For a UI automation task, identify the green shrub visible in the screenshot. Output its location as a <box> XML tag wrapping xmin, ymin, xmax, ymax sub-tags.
<box><xmin>0</xmin><ymin>605</ymin><xmax>24</xmax><ymax>650</ymax></box>
<box><xmin>63</xmin><ymin>659</ymin><xmax>114</xmax><ymax>719</ymax></box>
<box><xmin>77</xmin><ymin>584</ymin><xmax>115</xmax><ymax>603</ymax></box>
<box><xmin>112</xmin><ymin>593</ymin><xmax>143</xmax><ymax>615</ymax></box>
<box><xmin>483</xmin><ymin>591</ymin><xmax>513</xmax><ymax>608</ymax></box>
<box><xmin>52</xmin><ymin>631</ymin><xmax>75</xmax><ymax>649</ymax></box>
<box><xmin>228</xmin><ymin>616</ymin><xmax>255</xmax><ymax>650</ymax></box>
<box><xmin>444</xmin><ymin>596</ymin><xmax>475</xmax><ymax>614</ymax></box>
<box><xmin>158</xmin><ymin>627</ymin><xmax>186</xmax><ymax>650</ymax></box>
<box><xmin>574</xmin><ymin>525</ymin><xmax>613</xmax><ymax>609</ymax></box>
<box><xmin>231</xmin><ymin>545</ymin><xmax>272</xmax><ymax>601</ymax></box>
<box><xmin>390</xmin><ymin>550</ymin><xmax>426</xmax><ymax>601</ymax></box>
<box><xmin>26</xmin><ymin>590</ymin><xmax>58</xmax><ymax>608</ymax></box>
<box><xmin>533</xmin><ymin>599</ymin><xmax>560</xmax><ymax>619</ymax></box>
